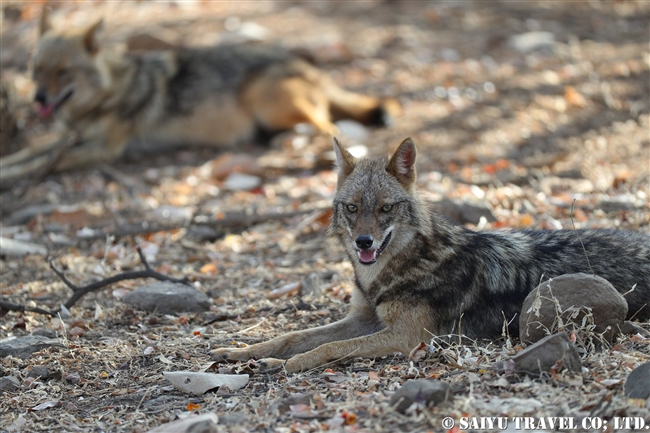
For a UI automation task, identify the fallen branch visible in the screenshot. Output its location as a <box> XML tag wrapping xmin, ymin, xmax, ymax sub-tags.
<box><xmin>77</xmin><ymin>205</ymin><xmax>331</xmax><ymax>241</ymax></box>
<box><xmin>0</xmin><ymin>300</ymin><xmax>56</xmax><ymax>316</ymax></box>
<box><xmin>0</xmin><ymin>246</ymin><xmax>189</xmax><ymax>317</ymax></box>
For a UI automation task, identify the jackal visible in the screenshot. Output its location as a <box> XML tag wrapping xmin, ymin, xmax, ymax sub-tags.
<box><xmin>212</xmin><ymin>138</ymin><xmax>650</xmax><ymax>372</ymax></box>
<box><xmin>29</xmin><ymin>10</ymin><xmax>399</xmax><ymax>171</ymax></box>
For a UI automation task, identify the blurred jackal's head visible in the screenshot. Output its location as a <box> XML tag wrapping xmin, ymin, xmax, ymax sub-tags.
<box><xmin>329</xmin><ymin>137</ymin><xmax>427</xmax><ymax>266</ymax></box>
<box><xmin>31</xmin><ymin>9</ymin><xmax>107</xmax><ymax>122</ymax></box>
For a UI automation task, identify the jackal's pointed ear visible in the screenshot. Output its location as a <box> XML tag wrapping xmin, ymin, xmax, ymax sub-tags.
<box><xmin>386</xmin><ymin>137</ymin><xmax>417</xmax><ymax>186</ymax></box>
<box><xmin>332</xmin><ymin>137</ymin><xmax>356</xmax><ymax>186</ymax></box>
<box><xmin>82</xmin><ymin>19</ymin><xmax>104</xmax><ymax>55</ymax></box>
<box><xmin>39</xmin><ymin>8</ymin><xmax>53</xmax><ymax>38</ymax></box>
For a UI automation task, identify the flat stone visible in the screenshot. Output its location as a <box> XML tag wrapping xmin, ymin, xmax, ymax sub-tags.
<box><xmin>620</xmin><ymin>321</ymin><xmax>650</xmax><ymax>337</ymax></box>
<box><xmin>0</xmin><ymin>335</ymin><xmax>63</xmax><ymax>359</ymax></box>
<box><xmin>390</xmin><ymin>379</ymin><xmax>452</xmax><ymax>413</ymax></box>
<box><xmin>0</xmin><ymin>376</ymin><xmax>20</xmax><ymax>392</ymax></box>
<box><xmin>510</xmin><ymin>333</ymin><xmax>581</xmax><ymax>377</ymax></box>
<box><xmin>624</xmin><ymin>362</ymin><xmax>650</xmax><ymax>399</ymax></box>
<box><xmin>519</xmin><ymin>273</ymin><xmax>627</xmax><ymax>345</ymax></box>
<box><xmin>26</xmin><ymin>366</ymin><xmax>50</xmax><ymax>380</ymax></box>
<box><xmin>122</xmin><ymin>282</ymin><xmax>211</xmax><ymax>314</ymax></box>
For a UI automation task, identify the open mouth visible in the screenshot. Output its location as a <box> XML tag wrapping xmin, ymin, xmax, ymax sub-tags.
<box><xmin>38</xmin><ymin>86</ymin><xmax>74</xmax><ymax>119</ymax></box>
<box><xmin>357</xmin><ymin>231</ymin><xmax>392</xmax><ymax>265</ymax></box>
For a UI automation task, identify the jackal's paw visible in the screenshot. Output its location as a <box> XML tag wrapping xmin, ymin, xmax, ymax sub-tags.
<box><xmin>210</xmin><ymin>346</ymin><xmax>255</xmax><ymax>362</ymax></box>
<box><xmin>284</xmin><ymin>354</ymin><xmax>323</xmax><ymax>374</ymax></box>
<box><xmin>257</xmin><ymin>357</ymin><xmax>285</xmax><ymax>372</ymax></box>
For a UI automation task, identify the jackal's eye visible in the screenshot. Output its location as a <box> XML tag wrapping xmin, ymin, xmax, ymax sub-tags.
<box><xmin>346</xmin><ymin>204</ymin><xmax>357</xmax><ymax>213</ymax></box>
<box><xmin>381</xmin><ymin>204</ymin><xmax>393</xmax><ymax>212</ymax></box>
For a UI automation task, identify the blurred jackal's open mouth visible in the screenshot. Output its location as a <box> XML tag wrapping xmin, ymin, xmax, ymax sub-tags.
<box><xmin>38</xmin><ymin>86</ymin><xmax>74</xmax><ymax>119</ymax></box>
<box><xmin>357</xmin><ymin>231</ymin><xmax>392</xmax><ymax>265</ymax></box>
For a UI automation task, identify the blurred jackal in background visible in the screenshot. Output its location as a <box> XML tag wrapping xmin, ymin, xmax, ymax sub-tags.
<box><xmin>28</xmin><ymin>9</ymin><xmax>399</xmax><ymax>172</ymax></box>
<box><xmin>212</xmin><ymin>138</ymin><xmax>650</xmax><ymax>373</ymax></box>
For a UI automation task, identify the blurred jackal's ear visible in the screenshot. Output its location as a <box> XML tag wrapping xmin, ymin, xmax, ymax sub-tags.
<box><xmin>332</xmin><ymin>137</ymin><xmax>356</xmax><ymax>187</ymax></box>
<box><xmin>39</xmin><ymin>8</ymin><xmax>53</xmax><ymax>38</ymax></box>
<box><xmin>82</xmin><ymin>19</ymin><xmax>104</xmax><ymax>55</ymax></box>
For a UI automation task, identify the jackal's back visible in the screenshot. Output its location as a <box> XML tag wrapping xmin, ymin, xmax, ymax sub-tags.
<box><xmin>427</xmin><ymin>222</ymin><xmax>650</xmax><ymax>338</ymax></box>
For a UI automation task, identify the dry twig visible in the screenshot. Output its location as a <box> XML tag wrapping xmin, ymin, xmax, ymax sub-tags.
<box><xmin>0</xmin><ymin>246</ymin><xmax>189</xmax><ymax>317</ymax></box>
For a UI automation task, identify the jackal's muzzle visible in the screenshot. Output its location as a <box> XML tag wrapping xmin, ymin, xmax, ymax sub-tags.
<box><xmin>355</xmin><ymin>230</ymin><xmax>392</xmax><ymax>265</ymax></box>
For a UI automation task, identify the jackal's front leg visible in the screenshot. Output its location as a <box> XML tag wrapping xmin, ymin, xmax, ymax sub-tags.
<box><xmin>211</xmin><ymin>292</ymin><xmax>382</xmax><ymax>362</ymax></box>
<box><xmin>283</xmin><ymin>303</ymin><xmax>433</xmax><ymax>373</ymax></box>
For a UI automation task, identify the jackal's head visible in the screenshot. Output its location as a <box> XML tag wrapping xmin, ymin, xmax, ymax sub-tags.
<box><xmin>32</xmin><ymin>9</ymin><xmax>108</xmax><ymax>121</ymax></box>
<box><xmin>329</xmin><ymin>138</ymin><xmax>429</xmax><ymax>266</ymax></box>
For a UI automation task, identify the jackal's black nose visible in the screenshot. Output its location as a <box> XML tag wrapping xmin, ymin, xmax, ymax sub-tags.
<box><xmin>355</xmin><ymin>235</ymin><xmax>374</xmax><ymax>250</ymax></box>
<box><xmin>34</xmin><ymin>89</ymin><xmax>47</xmax><ymax>104</ymax></box>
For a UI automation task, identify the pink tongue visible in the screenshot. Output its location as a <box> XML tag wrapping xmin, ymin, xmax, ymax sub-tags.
<box><xmin>38</xmin><ymin>104</ymin><xmax>54</xmax><ymax>119</ymax></box>
<box><xmin>359</xmin><ymin>249</ymin><xmax>376</xmax><ymax>263</ymax></box>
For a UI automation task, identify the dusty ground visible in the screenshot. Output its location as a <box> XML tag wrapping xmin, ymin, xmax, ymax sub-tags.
<box><xmin>1</xmin><ymin>1</ymin><xmax>649</xmax><ymax>432</ymax></box>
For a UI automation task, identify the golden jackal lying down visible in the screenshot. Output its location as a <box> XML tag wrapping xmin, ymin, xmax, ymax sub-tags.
<box><xmin>212</xmin><ymin>138</ymin><xmax>650</xmax><ymax>373</ymax></box>
<box><xmin>31</xmin><ymin>10</ymin><xmax>399</xmax><ymax>171</ymax></box>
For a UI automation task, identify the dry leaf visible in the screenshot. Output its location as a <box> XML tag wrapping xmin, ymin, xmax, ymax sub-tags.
<box><xmin>200</xmin><ymin>262</ymin><xmax>217</xmax><ymax>275</ymax></box>
<box><xmin>564</xmin><ymin>85</ymin><xmax>588</xmax><ymax>108</ymax></box>
<box><xmin>164</xmin><ymin>372</ymin><xmax>249</xmax><ymax>395</ymax></box>
<box><xmin>186</xmin><ymin>402</ymin><xmax>201</xmax><ymax>411</ymax></box>
<box><xmin>30</xmin><ymin>400</ymin><xmax>59</xmax><ymax>411</ymax></box>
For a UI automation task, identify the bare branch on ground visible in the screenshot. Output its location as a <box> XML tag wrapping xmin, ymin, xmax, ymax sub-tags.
<box><xmin>0</xmin><ymin>247</ymin><xmax>189</xmax><ymax>317</ymax></box>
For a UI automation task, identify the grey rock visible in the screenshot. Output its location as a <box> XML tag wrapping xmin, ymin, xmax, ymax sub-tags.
<box><xmin>122</xmin><ymin>281</ymin><xmax>211</xmax><ymax>314</ymax></box>
<box><xmin>624</xmin><ymin>362</ymin><xmax>650</xmax><ymax>399</ymax></box>
<box><xmin>432</xmin><ymin>198</ymin><xmax>496</xmax><ymax>225</ymax></box>
<box><xmin>26</xmin><ymin>366</ymin><xmax>50</xmax><ymax>380</ymax></box>
<box><xmin>519</xmin><ymin>273</ymin><xmax>627</xmax><ymax>346</ymax></box>
<box><xmin>510</xmin><ymin>333</ymin><xmax>581</xmax><ymax>376</ymax></box>
<box><xmin>63</xmin><ymin>372</ymin><xmax>81</xmax><ymax>384</ymax></box>
<box><xmin>0</xmin><ymin>335</ymin><xmax>63</xmax><ymax>359</ymax></box>
<box><xmin>390</xmin><ymin>379</ymin><xmax>452</xmax><ymax>413</ymax></box>
<box><xmin>620</xmin><ymin>321</ymin><xmax>650</xmax><ymax>337</ymax></box>
<box><xmin>0</xmin><ymin>376</ymin><xmax>20</xmax><ymax>392</ymax></box>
